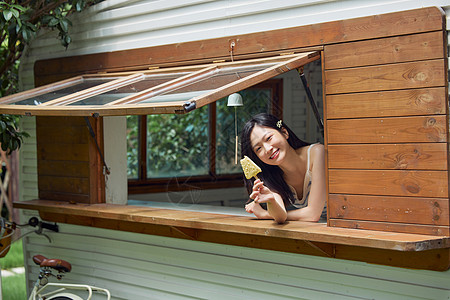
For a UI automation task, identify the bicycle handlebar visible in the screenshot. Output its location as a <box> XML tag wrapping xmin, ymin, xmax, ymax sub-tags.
<box><xmin>28</xmin><ymin>217</ymin><xmax>59</xmax><ymax>232</ymax></box>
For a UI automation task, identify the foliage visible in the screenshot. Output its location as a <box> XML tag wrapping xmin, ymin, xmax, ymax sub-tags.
<box><xmin>0</xmin><ymin>0</ymin><xmax>102</xmax><ymax>153</ymax></box>
<box><xmin>0</xmin><ymin>114</ymin><xmax>29</xmax><ymax>154</ymax></box>
<box><xmin>0</xmin><ymin>0</ymin><xmax>101</xmax><ymax>97</ymax></box>
<box><xmin>146</xmin><ymin>106</ymin><xmax>209</xmax><ymax>178</ymax></box>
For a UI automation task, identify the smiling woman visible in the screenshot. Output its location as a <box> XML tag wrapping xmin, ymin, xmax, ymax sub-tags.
<box><xmin>241</xmin><ymin>113</ymin><xmax>327</xmax><ymax>223</ymax></box>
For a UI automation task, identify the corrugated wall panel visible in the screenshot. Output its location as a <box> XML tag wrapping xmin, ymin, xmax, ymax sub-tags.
<box><xmin>18</xmin><ymin>0</ymin><xmax>450</xmax><ymax>91</ymax></box>
<box><xmin>17</xmin><ymin>1</ymin><xmax>450</xmax><ymax>299</ymax></box>
<box><xmin>23</xmin><ymin>224</ymin><xmax>450</xmax><ymax>300</ymax></box>
<box><xmin>18</xmin><ymin>117</ymin><xmax>37</xmax><ymax>202</ymax></box>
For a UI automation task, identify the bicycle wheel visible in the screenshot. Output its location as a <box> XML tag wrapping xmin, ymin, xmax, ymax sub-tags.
<box><xmin>47</xmin><ymin>292</ymin><xmax>83</xmax><ymax>300</ymax></box>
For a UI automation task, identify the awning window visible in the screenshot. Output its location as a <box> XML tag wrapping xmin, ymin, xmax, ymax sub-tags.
<box><xmin>0</xmin><ymin>52</ymin><xmax>320</xmax><ymax>116</ymax></box>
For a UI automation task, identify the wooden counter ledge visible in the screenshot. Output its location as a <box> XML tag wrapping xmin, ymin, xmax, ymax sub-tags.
<box><xmin>14</xmin><ymin>200</ymin><xmax>450</xmax><ymax>271</ymax></box>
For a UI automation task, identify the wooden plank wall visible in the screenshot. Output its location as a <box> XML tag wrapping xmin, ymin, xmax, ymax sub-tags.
<box><xmin>36</xmin><ymin>116</ymin><xmax>104</xmax><ymax>204</ymax></box>
<box><xmin>324</xmin><ymin>29</ymin><xmax>449</xmax><ymax>235</ymax></box>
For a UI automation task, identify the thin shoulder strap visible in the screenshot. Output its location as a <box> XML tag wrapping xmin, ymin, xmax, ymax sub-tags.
<box><xmin>306</xmin><ymin>143</ymin><xmax>316</xmax><ymax>172</ymax></box>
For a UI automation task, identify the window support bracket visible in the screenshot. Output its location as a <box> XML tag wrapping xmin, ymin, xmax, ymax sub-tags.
<box><xmin>297</xmin><ymin>67</ymin><xmax>324</xmax><ymax>137</ymax></box>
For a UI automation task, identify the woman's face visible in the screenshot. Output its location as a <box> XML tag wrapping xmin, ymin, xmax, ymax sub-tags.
<box><xmin>250</xmin><ymin>124</ymin><xmax>289</xmax><ymax>166</ymax></box>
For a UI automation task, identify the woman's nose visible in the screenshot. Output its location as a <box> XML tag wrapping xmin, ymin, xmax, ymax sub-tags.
<box><xmin>263</xmin><ymin>143</ymin><xmax>272</xmax><ymax>153</ymax></box>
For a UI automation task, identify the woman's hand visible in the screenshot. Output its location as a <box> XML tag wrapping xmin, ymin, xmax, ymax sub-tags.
<box><xmin>249</xmin><ymin>179</ymin><xmax>275</xmax><ymax>205</ymax></box>
<box><xmin>247</xmin><ymin>179</ymin><xmax>287</xmax><ymax>223</ymax></box>
<box><xmin>245</xmin><ymin>201</ymin><xmax>270</xmax><ymax>219</ymax></box>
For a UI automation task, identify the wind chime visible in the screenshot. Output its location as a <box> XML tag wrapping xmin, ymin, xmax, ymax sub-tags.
<box><xmin>227</xmin><ymin>93</ymin><xmax>243</xmax><ymax>164</ymax></box>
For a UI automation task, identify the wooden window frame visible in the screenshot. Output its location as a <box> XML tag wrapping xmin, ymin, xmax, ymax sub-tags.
<box><xmin>13</xmin><ymin>7</ymin><xmax>450</xmax><ymax>271</ymax></box>
<box><xmin>0</xmin><ymin>53</ymin><xmax>313</xmax><ymax>116</ymax></box>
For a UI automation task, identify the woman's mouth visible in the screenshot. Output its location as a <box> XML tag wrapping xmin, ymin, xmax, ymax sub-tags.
<box><xmin>270</xmin><ymin>149</ymin><xmax>280</xmax><ymax>159</ymax></box>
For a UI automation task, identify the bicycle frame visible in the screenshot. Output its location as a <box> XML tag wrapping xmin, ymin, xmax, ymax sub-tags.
<box><xmin>29</xmin><ymin>281</ymin><xmax>111</xmax><ymax>300</ymax></box>
<box><xmin>1</xmin><ymin>217</ymin><xmax>111</xmax><ymax>300</ymax></box>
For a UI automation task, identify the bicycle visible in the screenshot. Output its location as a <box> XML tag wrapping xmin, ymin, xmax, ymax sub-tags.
<box><xmin>1</xmin><ymin>216</ymin><xmax>110</xmax><ymax>300</ymax></box>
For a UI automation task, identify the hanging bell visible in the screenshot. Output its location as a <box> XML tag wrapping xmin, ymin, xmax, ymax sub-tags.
<box><xmin>227</xmin><ymin>93</ymin><xmax>243</xmax><ymax>107</ymax></box>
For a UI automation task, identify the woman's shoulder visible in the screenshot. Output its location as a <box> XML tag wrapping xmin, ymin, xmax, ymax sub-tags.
<box><xmin>310</xmin><ymin>143</ymin><xmax>324</xmax><ymax>151</ymax></box>
<box><xmin>310</xmin><ymin>143</ymin><xmax>325</xmax><ymax>161</ymax></box>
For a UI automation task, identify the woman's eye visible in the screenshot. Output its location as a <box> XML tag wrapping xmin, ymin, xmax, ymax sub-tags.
<box><xmin>255</xmin><ymin>147</ymin><xmax>261</xmax><ymax>152</ymax></box>
<box><xmin>266</xmin><ymin>135</ymin><xmax>272</xmax><ymax>141</ymax></box>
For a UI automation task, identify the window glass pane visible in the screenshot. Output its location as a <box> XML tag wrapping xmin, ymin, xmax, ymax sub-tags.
<box><xmin>139</xmin><ymin>62</ymin><xmax>278</xmax><ymax>103</ymax></box>
<box><xmin>14</xmin><ymin>78</ymin><xmax>112</xmax><ymax>105</ymax></box>
<box><xmin>69</xmin><ymin>72</ymin><xmax>189</xmax><ymax>106</ymax></box>
<box><xmin>127</xmin><ymin>115</ymin><xmax>139</xmax><ymax>179</ymax></box>
<box><xmin>216</xmin><ymin>88</ymin><xmax>273</xmax><ymax>174</ymax></box>
<box><xmin>147</xmin><ymin>105</ymin><xmax>209</xmax><ymax>178</ymax></box>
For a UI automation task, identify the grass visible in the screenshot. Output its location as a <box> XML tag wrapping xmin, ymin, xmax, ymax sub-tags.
<box><xmin>2</xmin><ymin>273</ymin><xmax>26</xmax><ymax>300</ymax></box>
<box><xmin>1</xmin><ymin>239</ymin><xmax>24</xmax><ymax>269</ymax></box>
<box><xmin>1</xmin><ymin>240</ymin><xmax>27</xmax><ymax>300</ymax></box>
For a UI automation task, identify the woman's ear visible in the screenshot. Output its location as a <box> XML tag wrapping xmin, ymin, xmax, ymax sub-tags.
<box><xmin>281</xmin><ymin>128</ymin><xmax>289</xmax><ymax>139</ymax></box>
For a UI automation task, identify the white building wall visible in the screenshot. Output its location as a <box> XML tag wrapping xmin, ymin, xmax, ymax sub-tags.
<box><xmin>22</xmin><ymin>221</ymin><xmax>450</xmax><ymax>300</ymax></box>
<box><xmin>17</xmin><ymin>0</ymin><xmax>450</xmax><ymax>299</ymax></box>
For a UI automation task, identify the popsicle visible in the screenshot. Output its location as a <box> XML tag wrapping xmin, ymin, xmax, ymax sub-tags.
<box><xmin>240</xmin><ymin>155</ymin><xmax>261</xmax><ymax>180</ymax></box>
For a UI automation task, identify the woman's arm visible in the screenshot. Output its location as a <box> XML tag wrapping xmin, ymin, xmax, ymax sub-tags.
<box><xmin>246</xmin><ymin>179</ymin><xmax>287</xmax><ymax>223</ymax></box>
<box><xmin>287</xmin><ymin>144</ymin><xmax>326</xmax><ymax>222</ymax></box>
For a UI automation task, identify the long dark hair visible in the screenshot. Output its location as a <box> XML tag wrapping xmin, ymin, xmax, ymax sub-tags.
<box><xmin>240</xmin><ymin>113</ymin><xmax>310</xmax><ymax>206</ymax></box>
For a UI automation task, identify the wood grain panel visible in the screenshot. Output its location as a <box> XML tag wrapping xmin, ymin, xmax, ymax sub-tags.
<box><xmin>38</xmin><ymin>175</ymin><xmax>90</xmax><ymax>195</ymax></box>
<box><xmin>328</xmin><ymin>194</ymin><xmax>449</xmax><ymax>225</ymax></box>
<box><xmin>38</xmin><ymin>191</ymin><xmax>90</xmax><ymax>204</ymax></box>
<box><xmin>327</xmin><ymin>143</ymin><xmax>447</xmax><ymax>170</ymax></box>
<box><xmin>327</xmin><ymin>115</ymin><xmax>447</xmax><ymax>144</ymax></box>
<box><xmin>36</xmin><ymin>115</ymin><xmax>87</xmax><ymax>127</ymax></box>
<box><xmin>325</xmin><ymin>59</ymin><xmax>446</xmax><ymax>94</ymax></box>
<box><xmin>325</xmin><ymin>87</ymin><xmax>446</xmax><ymax>119</ymax></box>
<box><xmin>88</xmin><ymin>116</ymin><xmax>104</xmax><ymax>204</ymax></box>
<box><xmin>329</xmin><ymin>219</ymin><xmax>449</xmax><ymax>236</ymax></box>
<box><xmin>37</xmin><ymin>161</ymin><xmax>90</xmax><ymax>177</ymax></box>
<box><xmin>328</xmin><ymin>169</ymin><xmax>448</xmax><ymax>198</ymax></box>
<box><xmin>33</xmin><ymin>7</ymin><xmax>445</xmax><ymax>83</ymax></box>
<box><xmin>37</xmin><ymin>144</ymin><xmax>89</xmax><ymax>161</ymax></box>
<box><xmin>324</xmin><ymin>31</ymin><xmax>445</xmax><ymax>70</ymax></box>
<box><xmin>36</xmin><ymin>125</ymin><xmax>89</xmax><ymax>144</ymax></box>
<box><xmin>334</xmin><ymin>244</ymin><xmax>450</xmax><ymax>270</ymax></box>
<box><xmin>36</xmin><ymin>116</ymin><xmax>102</xmax><ymax>204</ymax></box>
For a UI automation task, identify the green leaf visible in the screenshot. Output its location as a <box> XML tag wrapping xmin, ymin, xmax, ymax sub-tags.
<box><xmin>41</xmin><ymin>15</ymin><xmax>53</xmax><ymax>25</ymax></box>
<box><xmin>10</xmin><ymin>4</ymin><xmax>27</xmax><ymax>12</ymax></box>
<box><xmin>76</xmin><ymin>1</ymin><xmax>82</xmax><ymax>11</ymax></box>
<box><xmin>3</xmin><ymin>130</ymin><xmax>10</xmax><ymax>144</ymax></box>
<box><xmin>3</xmin><ymin>10</ymin><xmax>12</xmax><ymax>21</ymax></box>
<box><xmin>10</xmin><ymin>8</ymin><xmax>19</xmax><ymax>19</ymax></box>
<box><xmin>48</xmin><ymin>18</ymin><xmax>59</xmax><ymax>27</ymax></box>
<box><xmin>64</xmin><ymin>34</ymin><xmax>71</xmax><ymax>45</ymax></box>
<box><xmin>21</xmin><ymin>28</ymin><xmax>28</xmax><ymax>42</ymax></box>
<box><xmin>11</xmin><ymin>139</ymin><xmax>18</xmax><ymax>151</ymax></box>
<box><xmin>59</xmin><ymin>19</ymin><xmax>69</xmax><ymax>32</ymax></box>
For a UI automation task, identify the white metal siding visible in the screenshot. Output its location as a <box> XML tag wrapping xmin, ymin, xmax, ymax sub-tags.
<box><xmin>22</xmin><ymin>222</ymin><xmax>450</xmax><ymax>300</ymax></box>
<box><xmin>18</xmin><ymin>0</ymin><xmax>450</xmax><ymax>91</ymax></box>
<box><xmin>17</xmin><ymin>1</ymin><xmax>450</xmax><ymax>299</ymax></box>
<box><xmin>18</xmin><ymin>116</ymin><xmax>37</xmax><ymax>202</ymax></box>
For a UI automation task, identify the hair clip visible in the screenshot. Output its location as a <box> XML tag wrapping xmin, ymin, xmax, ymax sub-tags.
<box><xmin>276</xmin><ymin>120</ymin><xmax>283</xmax><ymax>128</ymax></box>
